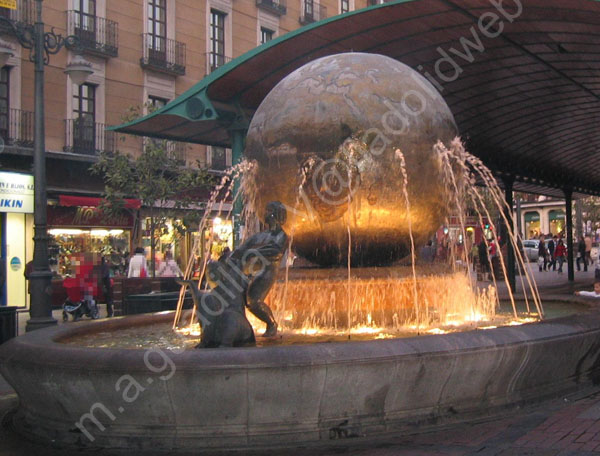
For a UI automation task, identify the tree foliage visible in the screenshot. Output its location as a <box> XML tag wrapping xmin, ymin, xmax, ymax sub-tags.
<box><xmin>91</xmin><ymin>104</ymin><xmax>212</xmax><ymax>275</ymax></box>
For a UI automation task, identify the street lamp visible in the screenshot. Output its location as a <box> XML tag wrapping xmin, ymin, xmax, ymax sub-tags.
<box><xmin>0</xmin><ymin>0</ymin><xmax>93</xmax><ymax>331</ymax></box>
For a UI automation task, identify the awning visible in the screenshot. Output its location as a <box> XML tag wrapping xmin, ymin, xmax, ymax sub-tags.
<box><xmin>524</xmin><ymin>212</ymin><xmax>540</xmax><ymax>223</ymax></box>
<box><xmin>549</xmin><ymin>210</ymin><xmax>566</xmax><ymax>221</ymax></box>
<box><xmin>58</xmin><ymin>195</ymin><xmax>141</xmax><ymax>210</ymax></box>
<box><xmin>111</xmin><ymin>0</ymin><xmax>600</xmax><ymax>198</ymax></box>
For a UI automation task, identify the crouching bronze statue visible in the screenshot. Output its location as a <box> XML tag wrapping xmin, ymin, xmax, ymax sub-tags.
<box><xmin>181</xmin><ymin>201</ymin><xmax>288</xmax><ymax>348</ymax></box>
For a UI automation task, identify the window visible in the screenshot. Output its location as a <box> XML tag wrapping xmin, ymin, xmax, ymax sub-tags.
<box><xmin>260</xmin><ymin>27</ymin><xmax>274</xmax><ymax>45</ymax></box>
<box><xmin>148</xmin><ymin>95</ymin><xmax>168</xmax><ymax>111</ymax></box>
<box><xmin>74</xmin><ymin>0</ymin><xmax>96</xmax><ymax>43</ymax></box>
<box><xmin>210</xmin><ymin>146</ymin><xmax>227</xmax><ymax>170</ymax></box>
<box><xmin>209</xmin><ymin>9</ymin><xmax>226</xmax><ymax>71</ymax></box>
<box><xmin>0</xmin><ymin>68</ymin><xmax>9</xmax><ymax>143</ymax></box>
<box><xmin>148</xmin><ymin>0</ymin><xmax>167</xmax><ymax>52</ymax></box>
<box><xmin>72</xmin><ymin>83</ymin><xmax>96</xmax><ymax>153</ymax></box>
<box><xmin>340</xmin><ymin>0</ymin><xmax>349</xmax><ymax>13</ymax></box>
<box><xmin>304</xmin><ymin>0</ymin><xmax>314</xmax><ymax>19</ymax></box>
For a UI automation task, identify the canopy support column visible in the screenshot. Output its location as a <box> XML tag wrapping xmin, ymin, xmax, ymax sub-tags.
<box><xmin>565</xmin><ymin>188</ymin><xmax>574</xmax><ymax>282</ymax></box>
<box><xmin>503</xmin><ymin>177</ymin><xmax>516</xmax><ymax>293</ymax></box>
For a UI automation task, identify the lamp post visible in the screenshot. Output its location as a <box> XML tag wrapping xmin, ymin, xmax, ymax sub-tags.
<box><xmin>0</xmin><ymin>0</ymin><xmax>93</xmax><ymax>331</ymax></box>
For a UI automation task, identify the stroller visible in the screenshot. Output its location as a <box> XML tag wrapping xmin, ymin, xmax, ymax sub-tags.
<box><xmin>62</xmin><ymin>278</ymin><xmax>100</xmax><ymax>322</ymax></box>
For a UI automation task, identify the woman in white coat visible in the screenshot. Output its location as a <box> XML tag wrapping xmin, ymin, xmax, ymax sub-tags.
<box><xmin>127</xmin><ymin>247</ymin><xmax>148</xmax><ymax>278</ymax></box>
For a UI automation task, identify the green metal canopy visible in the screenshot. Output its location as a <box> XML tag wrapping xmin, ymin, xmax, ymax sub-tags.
<box><xmin>113</xmin><ymin>0</ymin><xmax>600</xmax><ymax>197</ymax></box>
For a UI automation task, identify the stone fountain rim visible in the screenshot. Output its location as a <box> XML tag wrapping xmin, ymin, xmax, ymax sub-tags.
<box><xmin>1</xmin><ymin>303</ymin><xmax>598</xmax><ymax>373</ymax></box>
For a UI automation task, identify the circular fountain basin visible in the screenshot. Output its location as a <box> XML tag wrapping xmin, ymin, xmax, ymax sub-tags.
<box><xmin>2</xmin><ymin>303</ymin><xmax>600</xmax><ymax>451</ymax></box>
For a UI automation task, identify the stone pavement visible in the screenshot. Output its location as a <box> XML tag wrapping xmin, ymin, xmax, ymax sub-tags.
<box><xmin>1</xmin><ymin>266</ymin><xmax>600</xmax><ymax>455</ymax></box>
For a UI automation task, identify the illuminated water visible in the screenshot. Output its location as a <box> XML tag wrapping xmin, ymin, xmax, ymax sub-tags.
<box><xmin>62</xmin><ymin>301</ymin><xmax>586</xmax><ymax>351</ymax></box>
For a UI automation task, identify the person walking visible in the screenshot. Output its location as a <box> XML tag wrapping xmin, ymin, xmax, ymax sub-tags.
<box><xmin>478</xmin><ymin>239</ymin><xmax>489</xmax><ymax>281</ymax></box>
<box><xmin>547</xmin><ymin>236</ymin><xmax>556</xmax><ymax>271</ymax></box>
<box><xmin>577</xmin><ymin>236</ymin><xmax>587</xmax><ymax>272</ymax></box>
<box><xmin>100</xmin><ymin>256</ymin><xmax>114</xmax><ymax>317</ymax></box>
<box><xmin>585</xmin><ymin>234</ymin><xmax>593</xmax><ymax>267</ymax></box>
<box><xmin>555</xmin><ymin>239</ymin><xmax>567</xmax><ymax>274</ymax></box>
<box><xmin>537</xmin><ymin>236</ymin><xmax>548</xmax><ymax>272</ymax></box>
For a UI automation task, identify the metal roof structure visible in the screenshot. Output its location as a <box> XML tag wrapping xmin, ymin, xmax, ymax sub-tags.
<box><xmin>113</xmin><ymin>0</ymin><xmax>600</xmax><ymax>197</ymax></box>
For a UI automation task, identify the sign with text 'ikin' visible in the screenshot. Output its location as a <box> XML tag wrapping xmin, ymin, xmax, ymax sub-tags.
<box><xmin>0</xmin><ymin>171</ymin><xmax>34</xmax><ymax>213</ymax></box>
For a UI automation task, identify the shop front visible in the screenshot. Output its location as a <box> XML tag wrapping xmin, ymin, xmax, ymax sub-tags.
<box><xmin>139</xmin><ymin>208</ymin><xmax>234</xmax><ymax>278</ymax></box>
<box><xmin>549</xmin><ymin>210</ymin><xmax>566</xmax><ymax>237</ymax></box>
<box><xmin>524</xmin><ymin>211</ymin><xmax>541</xmax><ymax>239</ymax></box>
<box><xmin>0</xmin><ymin>171</ymin><xmax>34</xmax><ymax>308</ymax></box>
<box><xmin>47</xmin><ymin>196</ymin><xmax>138</xmax><ymax>278</ymax></box>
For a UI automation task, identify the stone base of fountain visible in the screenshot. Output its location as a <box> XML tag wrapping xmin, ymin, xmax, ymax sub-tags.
<box><xmin>2</xmin><ymin>306</ymin><xmax>600</xmax><ymax>451</ymax></box>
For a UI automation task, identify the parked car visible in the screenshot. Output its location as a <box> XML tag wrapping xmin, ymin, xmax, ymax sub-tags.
<box><xmin>522</xmin><ymin>240</ymin><xmax>540</xmax><ymax>262</ymax></box>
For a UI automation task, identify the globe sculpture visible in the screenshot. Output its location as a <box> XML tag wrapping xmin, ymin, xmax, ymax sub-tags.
<box><xmin>245</xmin><ymin>53</ymin><xmax>458</xmax><ymax>266</ymax></box>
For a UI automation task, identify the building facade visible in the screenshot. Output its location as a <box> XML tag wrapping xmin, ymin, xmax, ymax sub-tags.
<box><xmin>0</xmin><ymin>0</ymin><xmax>371</xmax><ymax>307</ymax></box>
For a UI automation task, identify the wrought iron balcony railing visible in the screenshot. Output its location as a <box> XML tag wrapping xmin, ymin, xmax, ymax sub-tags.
<box><xmin>64</xmin><ymin>119</ymin><xmax>115</xmax><ymax>156</ymax></box>
<box><xmin>256</xmin><ymin>0</ymin><xmax>287</xmax><ymax>16</ymax></box>
<box><xmin>67</xmin><ymin>11</ymin><xmax>118</xmax><ymax>58</ymax></box>
<box><xmin>205</xmin><ymin>51</ymin><xmax>232</xmax><ymax>75</ymax></box>
<box><xmin>0</xmin><ymin>108</ymin><xmax>33</xmax><ymax>148</ymax></box>
<box><xmin>140</xmin><ymin>34</ymin><xmax>186</xmax><ymax>76</ymax></box>
<box><xmin>300</xmin><ymin>1</ymin><xmax>327</xmax><ymax>24</ymax></box>
<box><xmin>143</xmin><ymin>137</ymin><xmax>187</xmax><ymax>166</ymax></box>
<box><xmin>0</xmin><ymin>0</ymin><xmax>35</xmax><ymax>34</ymax></box>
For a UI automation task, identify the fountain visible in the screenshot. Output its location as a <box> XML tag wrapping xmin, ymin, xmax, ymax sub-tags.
<box><xmin>2</xmin><ymin>53</ymin><xmax>600</xmax><ymax>452</ymax></box>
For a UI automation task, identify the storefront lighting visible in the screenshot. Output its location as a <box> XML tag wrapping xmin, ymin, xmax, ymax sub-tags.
<box><xmin>213</xmin><ymin>217</ymin><xmax>223</xmax><ymax>226</ymax></box>
<box><xmin>49</xmin><ymin>229</ymin><xmax>84</xmax><ymax>235</ymax></box>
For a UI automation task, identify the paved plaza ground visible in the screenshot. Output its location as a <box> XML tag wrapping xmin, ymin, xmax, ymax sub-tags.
<box><xmin>2</xmin><ymin>265</ymin><xmax>600</xmax><ymax>455</ymax></box>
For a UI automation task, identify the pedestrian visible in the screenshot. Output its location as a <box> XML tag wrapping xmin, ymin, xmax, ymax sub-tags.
<box><xmin>100</xmin><ymin>256</ymin><xmax>114</xmax><ymax>317</ymax></box>
<box><xmin>585</xmin><ymin>234</ymin><xmax>593</xmax><ymax>266</ymax></box>
<box><xmin>24</xmin><ymin>260</ymin><xmax>33</xmax><ymax>296</ymax></box>
<box><xmin>577</xmin><ymin>235</ymin><xmax>587</xmax><ymax>272</ymax></box>
<box><xmin>157</xmin><ymin>251</ymin><xmax>183</xmax><ymax>277</ymax></box>
<box><xmin>127</xmin><ymin>247</ymin><xmax>148</xmax><ymax>278</ymax></box>
<box><xmin>478</xmin><ymin>239</ymin><xmax>489</xmax><ymax>281</ymax></box>
<box><xmin>537</xmin><ymin>236</ymin><xmax>548</xmax><ymax>272</ymax></box>
<box><xmin>555</xmin><ymin>239</ymin><xmax>567</xmax><ymax>274</ymax></box>
<box><xmin>471</xmin><ymin>242</ymin><xmax>479</xmax><ymax>272</ymax></box>
<box><xmin>547</xmin><ymin>236</ymin><xmax>556</xmax><ymax>271</ymax></box>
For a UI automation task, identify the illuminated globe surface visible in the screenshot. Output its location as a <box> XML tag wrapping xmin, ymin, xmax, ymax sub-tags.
<box><xmin>245</xmin><ymin>53</ymin><xmax>458</xmax><ymax>266</ymax></box>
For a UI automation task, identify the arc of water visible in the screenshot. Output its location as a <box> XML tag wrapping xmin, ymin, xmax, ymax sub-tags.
<box><xmin>173</xmin><ymin>162</ymin><xmax>252</xmax><ymax>330</ymax></box>
<box><xmin>173</xmin><ymin>172</ymin><xmax>233</xmax><ymax>329</ymax></box>
<box><xmin>437</xmin><ymin>148</ymin><xmax>477</xmax><ymax>319</ymax></box>
<box><xmin>458</xmin><ymin>146</ymin><xmax>542</xmax><ymax>318</ymax></box>
<box><xmin>188</xmin><ymin>164</ymin><xmax>253</xmax><ymax>328</ymax></box>
<box><xmin>439</xmin><ymin>139</ymin><xmax>543</xmax><ymax>319</ymax></box>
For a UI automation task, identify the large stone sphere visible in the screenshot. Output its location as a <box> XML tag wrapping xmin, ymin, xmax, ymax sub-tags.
<box><xmin>245</xmin><ymin>53</ymin><xmax>457</xmax><ymax>266</ymax></box>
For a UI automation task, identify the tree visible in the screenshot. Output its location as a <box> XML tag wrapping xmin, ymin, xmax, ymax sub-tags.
<box><xmin>91</xmin><ymin>107</ymin><xmax>212</xmax><ymax>276</ymax></box>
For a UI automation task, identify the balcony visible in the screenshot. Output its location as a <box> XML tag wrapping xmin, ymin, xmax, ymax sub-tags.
<box><xmin>300</xmin><ymin>1</ymin><xmax>327</xmax><ymax>24</ymax></box>
<box><xmin>67</xmin><ymin>11</ymin><xmax>118</xmax><ymax>58</ymax></box>
<box><xmin>256</xmin><ymin>0</ymin><xmax>286</xmax><ymax>16</ymax></box>
<box><xmin>64</xmin><ymin>119</ymin><xmax>115</xmax><ymax>156</ymax></box>
<box><xmin>205</xmin><ymin>52</ymin><xmax>232</xmax><ymax>76</ymax></box>
<box><xmin>140</xmin><ymin>34</ymin><xmax>186</xmax><ymax>76</ymax></box>
<box><xmin>168</xmin><ymin>141</ymin><xmax>187</xmax><ymax>166</ymax></box>
<box><xmin>0</xmin><ymin>0</ymin><xmax>35</xmax><ymax>35</ymax></box>
<box><xmin>143</xmin><ymin>137</ymin><xmax>187</xmax><ymax>166</ymax></box>
<box><xmin>0</xmin><ymin>108</ymin><xmax>33</xmax><ymax>149</ymax></box>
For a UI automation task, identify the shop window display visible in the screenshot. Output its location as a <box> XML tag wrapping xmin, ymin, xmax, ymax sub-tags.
<box><xmin>49</xmin><ymin>229</ymin><xmax>130</xmax><ymax>277</ymax></box>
